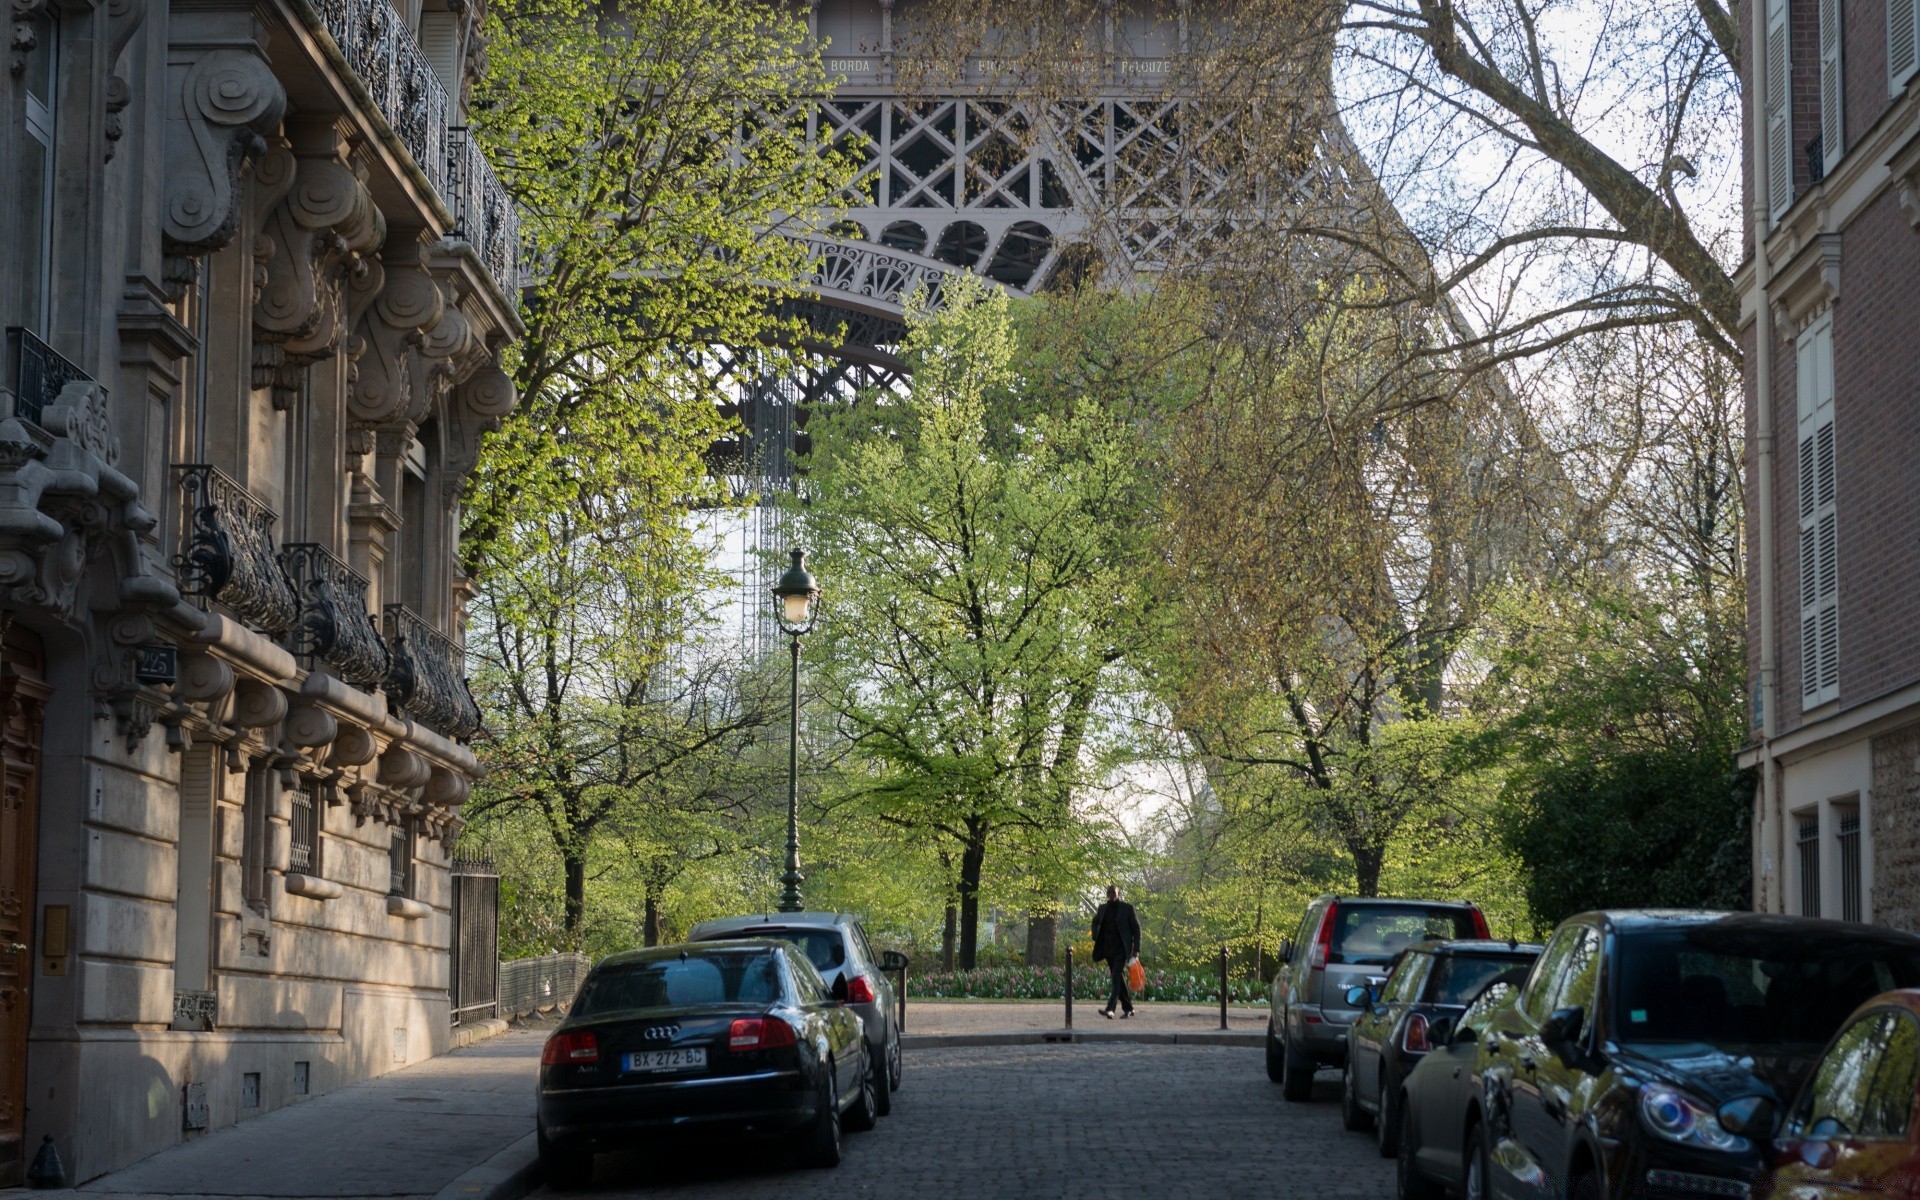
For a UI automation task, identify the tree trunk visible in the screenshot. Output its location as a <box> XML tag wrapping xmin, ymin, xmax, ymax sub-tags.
<box><xmin>1024</xmin><ymin>911</ymin><xmax>1057</xmax><ymax>966</ymax></box>
<box><xmin>957</xmin><ymin>826</ymin><xmax>987</xmax><ymax>970</ymax></box>
<box><xmin>643</xmin><ymin>888</ymin><xmax>662</xmax><ymax>947</ymax></box>
<box><xmin>563</xmin><ymin>849</ymin><xmax>587</xmax><ymax>935</ymax></box>
<box><xmin>1353</xmin><ymin>843</ymin><xmax>1384</xmax><ymax>898</ymax></box>
<box><xmin>941</xmin><ymin>901</ymin><xmax>957</xmax><ymax>972</ymax></box>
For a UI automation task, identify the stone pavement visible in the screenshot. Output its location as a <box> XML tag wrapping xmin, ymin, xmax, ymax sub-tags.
<box><xmin>548</xmin><ymin>1043</ymin><xmax>1390</xmax><ymax>1200</ymax></box>
<box><xmin>16</xmin><ymin>1030</ymin><xmax>545</xmax><ymax>1200</ymax></box>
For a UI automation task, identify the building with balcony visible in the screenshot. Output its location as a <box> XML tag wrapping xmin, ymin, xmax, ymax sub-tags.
<box><xmin>0</xmin><ymin>0</ymin><xmax>519</xmax><ymax>1177</ymax></box>
<box><xmin>1740</xmin><ymin>1</ymin><xmax>1920</xmax><ymax>929</ymax></box>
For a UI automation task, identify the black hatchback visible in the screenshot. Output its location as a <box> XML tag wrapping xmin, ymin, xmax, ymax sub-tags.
<box><xmin>536</xmin><ymin>941</ymin><xmax>874</xmax><ymax>1189</ymax></box>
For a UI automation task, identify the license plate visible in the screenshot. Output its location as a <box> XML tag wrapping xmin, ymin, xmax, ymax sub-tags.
<box><xmin>622</xmin><ymin>1048</ymin><xmax>707</xmax><ymax>1074</ymax></box>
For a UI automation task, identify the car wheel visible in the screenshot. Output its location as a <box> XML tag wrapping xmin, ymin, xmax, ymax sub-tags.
<box><xmin>537</xmin><ymin>1127</ymin><xmax>593</xmax><ymax>1192</ymax></box>
<box><xmin>1395</xmin><ymin>1104</ymin><xmax>1442</xmax><ymax>1200</ymax></box>
<box><xmin>1376</xmin><ymin>1078</ymin><xmax>1401</xmax><ymax>1158</ymax></box>
<box><xmin>1280</xmin><ymin>1032</ymin><xmax>1316</xmax><ymax>1102</ymax></box>
<box><xmin>871</xmin><ymin>1043</ymin><xmax>893</xmax><ymax>1116</ymax></box>
<box><xmin>888</xmin><ymin>1032</ymin><xmax>903</xmax><ymax>1093</ymax></box>
<box><xmin>798</xmin><ymin>1068</ymin><xmax>843</xmax><ymax>1168</ymax></box>
<box><xmin>1341</xmin><ymin>1055</ymin><xmax>1372</xmax><ymax>1131</ymax></box>
<box><xmin>1463</xmin><ymin>1119</ymin><xmax>1493</xmax><ymax>1200</ymax></box>
<box><xmin>1568</xmin><ymin>1170</ymin><xmax>1604</xmax><ymax>1200</ymax></box>
<box><xmin>1265</xmin><ymin>1019</ymin><xmax>1286</xmax><ymax>1083</ymax></box>
<box><xmin>846</xmin><ymin>1052</ymin><xmax>880</xmax><ymax>1132</ymax></box>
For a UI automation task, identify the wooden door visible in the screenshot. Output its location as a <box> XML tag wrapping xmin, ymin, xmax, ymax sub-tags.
<box><xmin>0</xmin><ymin>625</ymin><xmax>48</xmax><ymax>1188</ymax></box>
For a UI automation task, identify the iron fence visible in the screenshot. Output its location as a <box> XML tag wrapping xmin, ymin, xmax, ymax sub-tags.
<box><xmin>449</xmin><ymin>858</ymin><xmax>499</xmax><ymax>1026</ymax></box>
<box><xmin>497</xmin><ymin>952</ymin><xmax>590</xmax><ymax>1021</ymax></box>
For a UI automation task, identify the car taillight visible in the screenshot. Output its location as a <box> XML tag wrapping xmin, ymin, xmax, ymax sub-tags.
<box><xmin>728</xmin><ymin>1018</ymin><xmax>799</xmax><ymax>1050</ymax></box>
<box><xmin>1469</xmin><ymin>907</ymin><xmax>1491</xmax><ymax>939</ymax></box>
<box><xmin>1403</xmin><ymin>1013</ymin><xmax>1431</xmax><ymax>1054</ymax></box>
<box><xmin>845</xmin><ymin>975</ymin><xmax>876</xmax><ymax>1005</ymax></box>
<box><xmin>1309</xmin><ymin>901</ymin><xmax>1339</xmax><ymax>969</ymax></box>
<box><xmin>541</xmin><ymin>1030</ymin><xmax>599</xmax><ymax>1065</ymax></box>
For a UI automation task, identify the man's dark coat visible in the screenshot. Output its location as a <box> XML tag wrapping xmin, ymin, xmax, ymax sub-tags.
<box><xmin>1090</xmin><ymin>899</ymin><xmax>1141</xmax><ymax>964</ymax></box>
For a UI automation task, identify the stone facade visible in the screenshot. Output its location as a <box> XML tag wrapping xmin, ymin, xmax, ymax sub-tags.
<box><xmin>1873</xmin><ymin>724</ymin><xmax>1920</xmax><ymax>933</ymax></box>
<box><xmin>0</xmin><ymin>0</ymin><xmax>519</xmax><ymax>1178</ymax></box>
<box><xmin>1739</xmin><ymin>0</ymin><xmax>1920</xmax><ymax>926</ymax></box>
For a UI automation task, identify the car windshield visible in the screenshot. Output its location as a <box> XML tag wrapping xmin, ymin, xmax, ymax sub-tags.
<box><xmin>1429</xmin><ymin>955</ymin><xmax>1533</xmax><ymax>1005</ymax></box>
<box><xmin>753</xmin><ymin>929</ymin><xmax>847</xmax><ymax>974</ymax></box>
<box><xmin>1615</xmin><ymin>926</ymin><xmax>1920</xmax><ymax>1045</ymax></box>
<box><xmin>573</xmin><ymin>950</ymin><xmax>784</xmax><ymax>1016</ymax></box>
<box><xmin>1331</xmin><ymin>906</ymin><xmax>1477</xmax><ymax>965</ymax></box>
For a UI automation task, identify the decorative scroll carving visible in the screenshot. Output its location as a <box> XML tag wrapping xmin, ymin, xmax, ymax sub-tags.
<box><xmin>280</xmin><ymin>542</ymin><xmax>388</xmax><ymax>687</ymax></box>
<box><xmin>174</xmin><ymin>465</ymin><xmax>299</xmax><ymax>634</ymax></box>
<box><xmin>162</xmin><ymin>48</ymin><xmax>285</xmax><ymax>295</ymax></box>
<box><xmin>347</xmin><ymin>261</ymin><xmax>443</xmax><ymax>428</ymax></box>
<box><xmin>383</xmin><ymin>604</ymin><xmax>481</xmax><ymax>741</ymax></box>
<box><xmin>103</xmin><ymin>0</ymin><xmax>146</xmax><ymax>159</ymax></box>
<box><xmin>252</xmin><ymin>128</ymin><xmax>386</xmax><ymax>408</ymax></box>
<box><xmin>443</xmin><ymin>364</ymin><xmax>516</xmax><ymax>503</ymax></box>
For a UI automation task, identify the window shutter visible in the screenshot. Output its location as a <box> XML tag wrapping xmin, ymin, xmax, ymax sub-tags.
<box><xmin>1798</xmin><ymin>319</ymin><xmax>1840</xmax><ymax>708</ymax></box>
<box><xmin>1893</xmin><ymin>0</ymin><xmax>1920</xmax><ymax>92</ymax></box>
<box><xmin>1768</xmin><ymin>0</ymin><xmax>1793</xmax><ymax>220</ymax></box>
<box><xmin>418</xmin><ymin>11</ymin><xmax>461</xmax><ymax>94</ymax></box>
<box><xmin>1820</xmin><ymin>0</ymin><xmax>1843</xmax><ymax>175</ymax></box>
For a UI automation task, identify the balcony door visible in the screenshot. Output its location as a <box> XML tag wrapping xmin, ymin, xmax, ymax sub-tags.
<box><xmin>0</xmin><ymin>625</ymin><xmax>49</xmax><ymax>1186</ymax></box>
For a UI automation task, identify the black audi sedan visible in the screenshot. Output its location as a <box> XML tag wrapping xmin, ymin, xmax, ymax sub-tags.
<box><xmin>1394</xmin><ymin>911</ymin><xmax>1920</xmax><ymax>1200</ymax></box>
<box><xmin>535</xmin><ymin>940</ymin><xmax>874</xmax><ymax>1189</ymax></box>
<box><xmin>1341</xmin><ymin>938</ymin><xmax>1541</xmax><ymax>1157</ymax></box>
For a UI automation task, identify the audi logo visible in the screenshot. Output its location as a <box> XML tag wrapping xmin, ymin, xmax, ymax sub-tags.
<box><xmin>643</xmin><ymin>1025</ymin><xmax>679</xmax><ymax>1041</ymax></box>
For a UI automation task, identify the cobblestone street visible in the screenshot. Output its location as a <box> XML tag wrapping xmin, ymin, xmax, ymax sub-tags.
<box><xmin>544</xmin><ymin>1043</ymin><xmax>1394</xmax><ymax>1199</ymax></box>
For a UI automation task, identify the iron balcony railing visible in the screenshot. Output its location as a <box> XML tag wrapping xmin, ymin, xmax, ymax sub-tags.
<box><xmin>309</xmin><ymin>0</ymin><xmax>519</xmax><ymax>303</ymax></box>
<box><xmin>281</xmin><ymin>542</ymin><xmax>389</xmax><ymax>688</ymax></box>
<box><xmin>383</xmin><ymin>603</ymin><xmax>482</xmax><ymax>741</ymax></box>
<box><xmin>174</xmin><ymin>465</ymin><xmax>301</xmax><ymax>635</ymax></box>
<box><xmin>5</xmin><ymin>326</ymin><xmax>91</xmax><ymax>427</ymax></box>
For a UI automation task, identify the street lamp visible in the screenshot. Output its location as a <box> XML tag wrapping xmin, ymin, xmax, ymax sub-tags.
<box><xmin>771</xmin><ymin>548</ymin><xmax>819</xmax><ymax>913</ymax></box>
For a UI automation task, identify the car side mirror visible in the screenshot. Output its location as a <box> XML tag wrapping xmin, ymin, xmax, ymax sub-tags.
<box><xmin>830</xmin><ymin>974</ymin><xmax>850</xmax><ymax>1004</ymax></box>
<box><xmin>1279</xmin><ymin>939</ymin><xmax>1293</xmax><ymax>965</ymax></box>
<box><xmin>880</xmin><ymin>950</ymin><xmax>910</xmax><ymax>973</ymax></box>
<box><xmin>1426</xmin><ymin>1017</ymin><xmax>1456</xmax><ymax>1045</ymax></box>
<box><xmin>1717</xmin><ymin>1095</ymin><xmax>1780</xmax><ymax>1139</ymax></box>
<box><xmin>1344</xmin><ymin>984</ymin><xmax>1370</xmax><ymax>1006</ymax></box>
<box><xmin>1541</xmin><ymin>1006</ymin><xmax>1588</xmax><ymax>1066</ymax></box>
<box><xmin>1450</xmin><ymin>1022</ymin><xmax>1478</xmax><ymax>1046</ymax></box>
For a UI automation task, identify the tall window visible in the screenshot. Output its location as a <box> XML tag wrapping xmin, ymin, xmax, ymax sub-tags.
<box><xmin>241</xmin><ymin>762</ymin><xmax>274</xmax><ymax>915</ymax></box>
<box><xmin>1818</xmin><ymin>0</ymin><xmax>1842</xmax><ymax>178</ymax></box>
<box><xmin>14</xmin><ymin>11</ymin><xmax>56</xmax><ymax>335</ymax></box>
<box><xmin>1838</xmin><ymin>804</ymin><xmax>1863</xmax><ymax>923</ymax></box>
<box><xmin>1797</xmin><ymin>316</ymin><xmax>1839</xmax><ymax>708</ymax></box>
<box><xmin>389</xmin><ymin>819</ymin><xmax>414</xmax><ymax>898</ymax></box>
<box><xmin>288</xmin><ymin>778</ymin><xmax>320</xmax><ymax>876</ymax></box>
<box><xmin>1797</xmin><ymin>813</ymin><xmax>1822</xmax><ymax>918</ymax></box>
<box><xmin>1765</xmin><ymin>0</ymin><xmax>1792</xmax><ymax>221</ymax></box>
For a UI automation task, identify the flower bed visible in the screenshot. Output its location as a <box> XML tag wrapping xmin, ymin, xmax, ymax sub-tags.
<box><xmin>905</xmin><ymin>963</ymin><xmax>1268</xmax><ymax>1005</ymax></box>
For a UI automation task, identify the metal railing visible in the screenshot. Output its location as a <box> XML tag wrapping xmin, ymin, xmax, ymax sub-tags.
<box><xmin>5</xmin><ymin>326</ymin><xmax>90</xmax><ymax>427</ymax></box>
<box><xmin>174</xmin><ymin>464</ymin><xmax>301</xmax><ymax>635</ymax></box>
<box><xmin>282</xmin><ymin>542</ymin><xmax>389</xmax><ymax>688</ymax></box>
<box><xmin>497</xmin><ymin>952</ymin><xmax>590</xmax><ymax>1020</ymax></box>
<box><xmin>448</xmin><ymin>127</ymin><xmax>521</xmax><ymax>302</ymax></box>
<box><xmin>383</xmin><ymin>603</ymin><xmax>483</xmax><ymax>741</ymax></box>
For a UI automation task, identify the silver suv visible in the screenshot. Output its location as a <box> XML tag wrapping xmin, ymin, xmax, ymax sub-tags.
<box><xmin>689</xmin><ymin>911</ymin><xmax>906</xmax><ymax>1114</ymax></box>
<box><xmin>1266</xmin><ymin>895</ymin><xmax>1488</xmax><ymax>1101</ymax></box>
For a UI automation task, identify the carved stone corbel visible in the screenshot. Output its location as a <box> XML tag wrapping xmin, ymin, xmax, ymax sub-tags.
<box><xmin>161</xmin><ymin>45</ymin><xmax>285</xmax><ymax>298</ymax></box>
<box><xmin>103</xmin><ymin>0</ymin><xmax>148</xmax><ymax>159</ymax></box>
<box><xmin>442</xmin><ymin>363</ymin><xmax>516</xmax><ymax>503</ymax></box>
<box><xmin>253</xmin><ymin>123</ymin><xmax>386</xmax><ymax>408</ymax></box>
<box><xmin>347</xmin><ymin>258</ymin><xmax>444</xmax><ymax>429</ymax></box>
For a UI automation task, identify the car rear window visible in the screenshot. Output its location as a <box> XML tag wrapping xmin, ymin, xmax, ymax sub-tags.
<box><xmin>1428</xmin><ymin>955</ymin><xmax>1534</xmax><ymax>1005</ymax></box>
<box><xmin>750</xmin><ymin>929</ymin><xmax>848</xmax><ymax>974</ymax></box>
<box><xmin>1330</xmin><ymin>906</ymin><xmax>1476</xmax><ymax>965</ymax></box>
<box><xmin>574</xmin><ymin>951</ymin><xmax>783</xmax><ymax>1016</ymax></box>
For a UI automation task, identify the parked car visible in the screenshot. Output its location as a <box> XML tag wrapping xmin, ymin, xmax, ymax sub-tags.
<box><xmin>1267</xmin><ymin>894</ymin><xmax>1492</xmax><ymax>1101</ymax></box>
<box><xmin>1396</xmin><ymin>973</ymin><xmax>1529</xmax><ymax>1200</ymax></box>
<box><xmin>689</xmin><ymin>911</ymin><xmax>907</xmax><ymax>1115</ymax></box>
<box><xmin>535</xmin><ymin>940</ymin><xmax>874</xmax><ymax>1189</ymax></box>
<box><xmin>1750</xmin><ymin>988</ymin><xmax>1920</xmax><ymax>1198</ymax></box>
<box><xmin>1394</xmin><ymin>911</ymin><xmax>1920</xmax><ymax>1200</ymax></box>
<box><xmin>1342</xmin><ymin>938</ymin><xmax>1542</xmax><ymax>1156</ymax></box>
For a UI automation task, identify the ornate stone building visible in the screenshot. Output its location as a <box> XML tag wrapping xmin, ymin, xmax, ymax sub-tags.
<box><xmin>0</xmin><ymin>0</ymin><xmax>518</xmax><ymax>1177</ymax></box>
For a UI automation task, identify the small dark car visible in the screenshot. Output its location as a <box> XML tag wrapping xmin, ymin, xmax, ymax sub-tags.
<box><xmin>690</xmin><ymin>911</ymin><xmax>907</xmax><ymax>1114</ymax></box>
<box><xmin>1396</xmin><ymin>973</ymin><xmax>1528</xmax><ymax>1200</ymax></box>
<box><xmin>1342</xmin><ymin>938</ymin><xmax>1542</xmax><ymax>1156</ymax></box>
<box><xmin>1395</xmin><ymin>910</ymin><xmax>1920</xmax><ymax>1200</ymax></box>
<box><xmin>535</xmin><ymin>940</ymin><xmax>873</xmax><ymax>1189</ymax></box>
<box><xmin>1268</xmin><ymin>894</ymin><xmax>1492</xmax><ymax>1101</ymax></box>
<box><xmin>1750</xmin><ymin>988</ymin><xmax>1920</xmax><ymax>1198</ymax></box>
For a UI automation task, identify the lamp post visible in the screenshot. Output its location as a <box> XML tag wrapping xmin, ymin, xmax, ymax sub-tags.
<box><xmin>771</xmin><ymin>548</ymin><xmax>819</xmax><ymax>913</ymax></box>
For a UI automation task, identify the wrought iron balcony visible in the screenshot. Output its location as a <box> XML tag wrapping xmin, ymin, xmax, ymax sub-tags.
<box><xmin>281</xmin><ymin>542</ymin><xmax>389</xmax><ymax>688</ymax></box>
<box><xmin>174</xmin><ymin>465</ymin><xmax>301</xmax><ymax>635</ymax></box>
<box><xmin>5</xmin><ymin>326</ymin><xmax>90</xmax><ymax>427</ymax></box>
<box><xmin>314</xmin><ymin>0</ymin><xmax>449</xmax><ymax>201</ymax></box>
<box><xmin>448</xmin><ymin>127</ymin><xmax>521</xmax><ymax>303</ymax></box>
<box><xmin>383</xmin><ymin>604</ymin><xmax>482</xmax><ymax>741</ymax></box>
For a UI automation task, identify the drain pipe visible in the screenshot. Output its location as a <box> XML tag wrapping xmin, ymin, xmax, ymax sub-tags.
<box><xmin>1750</xmin><ymin>0</ymin><xmax>1782</xmax><ymax>914</ymax></box>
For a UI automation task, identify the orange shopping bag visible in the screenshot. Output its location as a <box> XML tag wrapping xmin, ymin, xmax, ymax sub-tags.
<box><xmin>1126</xmin><ymin>957</ymin><xmax>1145</xmax><ymax>992</ymax></box>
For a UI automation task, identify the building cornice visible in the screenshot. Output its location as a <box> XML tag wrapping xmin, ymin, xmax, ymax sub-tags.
<box><xmin>1739</xmin><ymin>678</ymin><xmax>1920</xmax><ymax>769</ymax></box>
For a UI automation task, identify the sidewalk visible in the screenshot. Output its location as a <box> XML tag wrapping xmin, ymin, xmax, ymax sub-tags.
<box><xmin>21</xmin><ymin>1029</ymin><xmax>544</xmax><ymax>1200</ymax></box>
<box><xmin>901</xmin><ymin>1000</ymin><xmax>1269</xmax><ymax>1047</ymax></box>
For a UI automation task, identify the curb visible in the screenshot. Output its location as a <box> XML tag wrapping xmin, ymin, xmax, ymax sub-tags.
<box><xmin>902</xmin><ymin>1030</ymin><xmax>1263</xmax><ymax>1049</ymax></box>
<box><xmin>449</xmin><ymin>1017</ymin><xmax>512</xmax><ymax>1050</ymax></box>
<box><xmin>430</xmin><ymin>1130</ymin><xmax>541</xmax><ymax>1200</ymax></box>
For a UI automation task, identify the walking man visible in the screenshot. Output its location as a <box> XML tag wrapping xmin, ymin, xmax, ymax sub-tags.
<box><xmin>1090</xmin><ymin>884</ymin><xmax>1141</xmax><ymax>1019</ymax></box>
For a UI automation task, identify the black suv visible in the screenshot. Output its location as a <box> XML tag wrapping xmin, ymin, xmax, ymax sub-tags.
<box><xmin>1267</xmin><ymin>894</ymin><xmax>1490</xmax><ymax>1101</ymax></box>
<box><xmin>1400</xmin><ymin>910</ymin><xmax>1920</xmax><ymax>1200</ymax></box>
